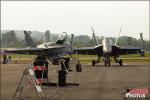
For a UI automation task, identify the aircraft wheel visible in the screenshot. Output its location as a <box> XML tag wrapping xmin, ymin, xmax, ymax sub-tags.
<box><xmin>104</xmin><ymin>60</ymin><xmax>107</xmax><ymax>66</ymax></box>
<box><xmin>108</xmin><ymin>60</ymin><xmax>111</xmax><ymax>66</ymax></box>
<box><xmin>92</xmin><ymin>60</ymin><xmax>96</xmax><ymax>66</ymax></box>
<box><xmin>119</xmin><ymin>59</ymin><xmax>123</xmax><ymax>66</ymax></box>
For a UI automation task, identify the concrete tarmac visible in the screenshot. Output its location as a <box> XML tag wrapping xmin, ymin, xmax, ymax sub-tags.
<box><xmin>1</xmin><ymin>62</ymin><xmax>149</xmax><ymax>100</ymax></box>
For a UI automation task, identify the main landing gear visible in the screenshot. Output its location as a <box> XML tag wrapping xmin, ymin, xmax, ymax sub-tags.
<box><xmin>92</xmin><ymin>59</ymin><xmax>100</xmax><ymax>66</ymax></box>
<box><xmin>92</xmin><ymin>60</ymin><xmax>96</xmax><ymax>66</ymax></box>
<box><xmin>114</xmin><ymin>57</ymin><xmax>123</xmax><ymax>66</ymax></box>
<box><xmin>91</xmin><ymin>56</ymin><xmax>123</xmax><ymax>66</ymax></box>
<box><xmin>119</xmin><ymin>59</ymin><xmax>123</xmax><ymax>66</ymax></box>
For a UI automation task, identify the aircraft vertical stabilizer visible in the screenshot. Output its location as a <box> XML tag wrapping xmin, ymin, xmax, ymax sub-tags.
<box><xmin>91</xmin><ymin>26</ymin><xmax>98</xmax><ymax>46</ymax></box>
<box><xmin>70</xmin><ymin>34</ymin><xmax>74</xmax><ymax>49</ymax></box>
<box><xmin>115</xmin><ymin>25</ymin><xmax>122</xmax><ymax>45</ymax></box>
<box><xmin>24</xmin><ymin>31</ymin><xmax>36</xmax><ymax>47</ymax></box>
<box><xmin>44</xmin><ymin>30</ymin><xmax>50</xmax><ymax>43</ymax></box>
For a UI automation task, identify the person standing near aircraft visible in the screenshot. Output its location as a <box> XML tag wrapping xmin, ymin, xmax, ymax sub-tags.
<box><xmin>3</xmin><ymin>54</ymin><xmax>7</xmax><ymax>64</ymax></box>
<box><xmin>7</xmin><ymin>56</ymin><xmax>12</xmax><ymax>64</ymax></box>
<box><xmin>33</xmin><ymin>53</ymin><xmax>49</xmax><ymax>85</ymax></box>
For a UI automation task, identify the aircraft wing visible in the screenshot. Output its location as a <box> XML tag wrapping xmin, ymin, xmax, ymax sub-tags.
<box><xmin>74</xmin><ymin>47</ymin><xmax>96</xmax><ymax>55</ymax></box>
<box><xmin>118</xmin><ymin>46</ymin><xmax>141</xmax><ymax>55</ymax></box>
<box><xmin>74</xmin><ymin>45</ymin><xmax>141</xmax><ymax>56</ymax></box>
<box><xmin>74</xmin><ymin>45</ymin><xmax>103</xmax><ymax>56</ymax></box>
<box><xmin>4</xmin><ymin>48</ymin><xmax>42</xmax><ymax>54</ymax></box>
<box><xmin>4</xmin><ymin>46</ymin><xmax>65</xmax><ymax>55</ymax></box>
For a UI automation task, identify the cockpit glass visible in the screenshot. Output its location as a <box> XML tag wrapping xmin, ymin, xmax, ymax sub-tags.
<box><xmin>102</xmin><ymin>38</ymin><xmax>112</xmax><ymax>45</ymax></box>
<box><xmin>57</xmin><ymin>32</ymin><xmax>68</xmax><ymax>41</ymax></box>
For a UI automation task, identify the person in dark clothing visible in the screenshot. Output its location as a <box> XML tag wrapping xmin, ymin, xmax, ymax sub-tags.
<box><xmin>33</xmin><ymin>53</ymin><xmax>48</xmax><ymax>83</ymax></box>
<box><xmin>33</xmin><ymin>53</ymin><xmax>47</xmax><ymax>65</ymax></box>
<box><xmin>3</xmin><ymin>54</ymin><xmax>7</xmax><ymax>64</ymax></box>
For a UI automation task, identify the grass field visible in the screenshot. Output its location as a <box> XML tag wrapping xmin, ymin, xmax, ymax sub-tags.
<box><xmin>73</xmin><ymin>53</ymin><xmax>150</xmax><ymax>62</ymax></box>
<box><xmin>1</xmin><ymin>52</ymin><xmax>149</xmax><ymax>63</ymax></box>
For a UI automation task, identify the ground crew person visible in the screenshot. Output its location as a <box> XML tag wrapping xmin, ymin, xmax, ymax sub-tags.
<box><xmin>33</xmin><ymin>53</ymin><xmax>48</xmax><ymax>85</ymax></box>
<box><xmin>7</xmin><ymin>56</ymin><xmax>12</xmax><ymax>64</ymax></box>
<box><xmin>3</xmin><ymin>54</ymin><xmax>7</xmax><ymax>64</ymax></box>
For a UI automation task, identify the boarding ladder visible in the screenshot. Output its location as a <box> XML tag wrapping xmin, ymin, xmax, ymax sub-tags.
<box><xmin>13</xmin><ymin>64</ymin><xmax>45</xmax><ymax>99</ymax></box>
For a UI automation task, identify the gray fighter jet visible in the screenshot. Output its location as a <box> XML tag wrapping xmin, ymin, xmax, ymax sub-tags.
<box><xmin>74</xmin><ymin>26</ymin><xmax>143</xmax><ymax>66</ymax></box>
<box><xmin>5</xmin><ymin>31</ymin><xmax>74</xmax><ymax>62</ymax></box>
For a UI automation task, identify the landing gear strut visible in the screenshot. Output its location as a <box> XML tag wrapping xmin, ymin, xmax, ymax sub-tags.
<box><xmin>92</xmin><ymin>58</ymin><xmax>100</xmax><ymax>66</ymax></box>
<box><xmin>103</xmin><ymin>53</ymin><xmax>111</xmax><ymax>66</ymax></box>
<box><xmin>104</xmin><ymin>57</ymin><xmax>110</xmax><ymax>66</ymax></box>
<box><xmin>119</xmin><ymin>59</ymin><xmax>123</xmax><ymax>66</ymax></box>
<box><xmin>114</xmin><ymin>57</ymin><xmax>123</xmax><ymax>66</ymax></box>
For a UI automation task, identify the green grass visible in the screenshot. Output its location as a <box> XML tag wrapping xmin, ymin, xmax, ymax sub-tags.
<box><xmin>72</xmin><ymin>52</ymin><xmax>150</xmax><ymax>58</ymax></box>
<box><xmin>2</xmin><ymin>54</ymin><xmax>35</xmax><ymax>58</ymax></box>
<box><xmin>71</xmin><ymin>52</ymin><xmax>150</xmax><ymax>63</ymax></box>
<box><xmin>1</xmin><ymin>52</ymin><xmax>149</xmax><ymax>63</ymax></box>
<box><xmin>120</xmin><ymin>52</ymin><xmax>150</xmax><ymax>58</ymax></box>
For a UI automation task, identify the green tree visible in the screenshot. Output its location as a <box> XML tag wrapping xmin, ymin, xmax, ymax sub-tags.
<box><xmin>1</xmin><ymin>31</ymin><xmax>22</xmax><ymax>47</ymax></box>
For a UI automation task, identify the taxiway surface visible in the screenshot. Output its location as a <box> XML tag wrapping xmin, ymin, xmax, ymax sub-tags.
<box><xmin>1</xmin><ymin>62</ymin><xmax>149</xmax><ymax>100</ymax></box>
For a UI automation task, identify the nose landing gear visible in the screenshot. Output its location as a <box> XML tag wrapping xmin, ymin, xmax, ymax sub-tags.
<box><xmin>104</xmin><ymin>57</ymin><xmax>111</xmax><ymax>66</ymax></box>
<box><xmin>104</xmin><ymin>60</ymin><xmax>110</xmax><ymax>66</ymax></box>
<box><xmin>119</xmin><ymin>59</ymin><xmax>123</xmax><ymax>66</ymax></box>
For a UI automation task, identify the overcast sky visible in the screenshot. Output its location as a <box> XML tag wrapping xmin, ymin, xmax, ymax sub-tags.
<box><xmin>1</xmin><ymin>1</ymin><xmax>149</xmax><ymax>40</ymax></box>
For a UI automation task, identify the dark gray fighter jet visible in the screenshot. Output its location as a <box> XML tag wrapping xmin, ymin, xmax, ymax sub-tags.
<box><xmin>5</xmin><ymin>31</ymin><xmax>74</xmax><ymax>62</ymax></box>
<box><xmin>74</xmin><ymin>26</ymin><xmax>143</xmax><ymax>66</ymax></box>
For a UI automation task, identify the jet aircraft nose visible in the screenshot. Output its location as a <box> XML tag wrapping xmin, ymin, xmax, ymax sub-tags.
<box><xmin>102</xmin><ymin>37</ymin><xmax>112</xmax><ymax>53</ymax></box>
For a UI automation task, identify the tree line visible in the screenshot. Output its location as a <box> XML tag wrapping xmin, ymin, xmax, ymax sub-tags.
<box><xmin>1</xmin><ymin>31</ymin><xmax>150</xmax><ymax>51</ymax></box>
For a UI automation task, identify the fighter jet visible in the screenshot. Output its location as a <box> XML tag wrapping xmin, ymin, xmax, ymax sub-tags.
<box><xmin>74</xmin><ymin>26</ymin><xmax>143</xmax><ymax>66</ymax></box>
<box><xmin>5</xmin><ymin>31</ymin><xmax>74</xmax><ymax>62</ymax></box>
